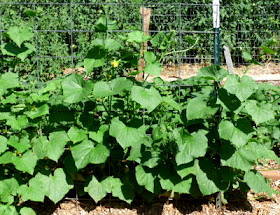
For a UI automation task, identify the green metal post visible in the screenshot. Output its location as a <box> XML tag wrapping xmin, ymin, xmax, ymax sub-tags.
<box><xmin>214</xmin><ymin>27</ymin><xmax>220</xmax><ymax>65</ymax></box>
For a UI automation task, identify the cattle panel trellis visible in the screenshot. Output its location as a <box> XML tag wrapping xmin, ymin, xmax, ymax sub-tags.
<box><xmin>0</xmin><ymin>1</ymin><xmax>278</xmax><ymax>82</ymax></box>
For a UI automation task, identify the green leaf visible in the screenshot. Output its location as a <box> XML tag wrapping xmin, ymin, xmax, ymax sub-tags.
<box><xmin>144</xmin><ymin>51</ymin><xmax>157</xmax><ymax>64</ymax></box>
<box><xmin>32</xmin><ymin>132</ymin><xmax>69</xmax><ymax>162</ymax></box>
<box><xmin>244</xmin><ymin>100</ymin><xmax>275</xmax><ymax>125</ymax></box>
<box><xmin>89</xmin><ymin>125</ymin><xmax>109</xmax><ymax>144</ymax></box>
<box><xmin>25</xmin><ymin>104</ymin><xmax>49</xmax><ymax>119</ymax></box>
<box><xmin>224</xmin><ymin>75</ymin><xmax>258</xmax><ymax>102</ymax></box>
<box><xmin>102</xmin><ymin>177</ymin><xmax>134</xmax><ymax>204</ymax></box>
<box><xmin>20</xmin><ymin>207</ymin><xmax>36</xmax><ymax>215</ymax></box>
<box><xmin>84</xmin><ymin>47</ymin><xmax>106</xmax><ymax>72</ymax></box>
<box><xmin>162</xmin><ymin>97</ymin><xmax>182</xmax><ymax>112</ymax></box>
<box><xmin>85</xmin><ymin>176</ymin><xmax>134</xmax><ymax>204</ymax></box>
<box><xmin>39</xmin><ymin>168</ymin><xmax>73</xmax><ymax>203</ymax></box>
<box><xmin>32</xmin><ymin>136</ymin><xmax>48</xmax><ymax>160</ymax></box>
<box><xmin>198</xmin><ymin>65</ymin><xmax>229</xmax><ymax>82</ymax></box>
<box><xmin>0</xmin><ymin>136</ymin><xmax>8</xmax><ymax>154</ymax></box>
<box><xmin>159</xmin><ymin>168</ymin><xmax>193</xmax><ymax>194</ymax></box>
<box><xmin>17</xmin><ymin>173</ymin><xmax>46</xmax><ymax>202</ymax></box>
<box><xmin>46</xmin><ymin>131</ymin><xmax>69</xmax><ymax>162</ymax></box>
<box><xmin>109</xmin><ymin>118</ymin><xmax>146</xmax><ymax>149</ymax></box>
<box><xmin>176</xmin><ymin>159</ymin><xmax>200</xmax><ymax>179</ymax></box>
<box><xmin>0</xmin><ymin>72</ymin><xmax>19</xmax><ymax>91</ymax></box>
<box><xmin>104</xmin><ymin>38</ymin><xmax>121</xmax><ymax>51</ymax></box>
<box><xmin>244</xmin><ymin>171</ymin><xmax>275</xmax><ymax>196</ymax></box>
<box><xmin>135</xmin><ymin>165</ymin><xmax>158</xmax><ymax>193</ymax></box>
<box><xmin>174</xmin><ymin>129</ymin><xmax>208</xmax><ymax>165</ymax></box>
<box><xmin>144</xmin><ymin>62</ymin><xmax>163</xmax><ymax>77</ymax></box>
<box><xmin>0</xmin><ymin>178</ymin><xmax>19</xmax><ymax>204</ymax></box>
<box><xmin>0</xmin><ymin>205</ymin><xmax>18</xmax><ymax>215</ymax></box>
<box><xmin>131</xmin><ymin>86</ymin><xmax>162</xmax><ymax>112</ymax></box>
<box><xmin>218</xmin><ymin>120</ymin><xmax>253</xmax><ymax>148</ymax></box>
<box><xmin>1</xmin><ymin>43</ymin><xmax>35</xmax><ymax>61</ymax></box>
<box><xmin>6</xmin><ymin>115</ymin><xmax>29</xmax><ymax>130</ymax></box>
<box><xmin>71</xmin><ymin>139</ymin><xmax>110</xmax><ymax>169</ymax></box>
<box><xmin>85</xmin><ymin>175</ymin><xmax>107</xmax><ymax>203</ymax></box>
<box><xmin>196</xmin><ymin>159</ymin><xmax>225</xmax><ymax>195</ymax></box>
<box><xmin>93</xmin><ymin>78</ymin><xmax>133</xmax><ymax>98</ymax></box>
<box><xmin>127</xmin><ymin>31</ymin><xmax>150</xmax><ymax>43</ymax></box>
<box><xmin>0</xmin><ymin>150</ymin><xmax>37</xmax><ymax>174</ymax></box>
<box><xmin>7</xmin><ymin>26</ymin><xmax>34</xmax><ymax>47</ymax></box>
<box><xmin>217</xmin><ymin>88</ymin><xmax>241</xmax><ymax>112</ymax></box>
<box><xmin>62</xmin><ymin>74</ymin><xmax>94</xmax><ymax>103</ymax></box>
<box><xmin>67</xmin><ymin>127</ymin><xmax>87</xmax><ymax>144</ymax></box>
<box><xmin>221</xmin><ymin>144</ymin><xmax>257</xmax><ymax>172</ymax></box>
<box><xmin>261</xmin><ymin>46</ymin><xmax>277</xmax><ymax>55</ymax></box>
<box><xmin>13</xmin><ymin>151</ymin><xmax>37</xmax><ymax>174</ymax></box>
<box><xmin>186</xmin><ymin>97</ymin><xmax>218</xmax><ymax>120</ymax></box>
<box><xmin>8</xmin><ymin>135</ymin><xmax>31</xmax><ymax>153</ymax></box>
<box><xmin>242</xmin><ymin>51</ymin><xmax>253</xmax><ymax>62</ymax></box>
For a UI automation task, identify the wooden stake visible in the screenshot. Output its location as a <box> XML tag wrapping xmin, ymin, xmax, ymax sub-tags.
<box><xmin>223</xmin><ymin>46</ymin><xmax>235</xmax><ymax>74</ymax></box>
<box><xmin>136</xmin><ymin>7</ymin><xmax>152</xmax><ymax>81</ymax></box>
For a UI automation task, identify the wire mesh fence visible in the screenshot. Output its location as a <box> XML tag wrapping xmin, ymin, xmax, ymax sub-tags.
<box><xmin>0</xmin><ymin>1</ymin><xmax>279</xmax><ymax>82</ymax></box>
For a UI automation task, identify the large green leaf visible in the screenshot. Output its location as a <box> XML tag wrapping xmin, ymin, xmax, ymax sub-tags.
<box><xmin>186</xmin><ymin>97</ymin><xmax>218</xmax><ymax>120</ymax></box>
<box><xmin>109</xmin><ymin>118</ymin><xmax>146</xmax><ymax>149</ymax></box>
<box><xmin>0</xmin><ymin>136</ymin><xmax>8</xmax><ymax>154</ymax></box>
<box><xmin>46</xmin><ymin>131</ymin><xmax>69</xmax><ymax>162</ymax></box>
<box><xmin>221</xmin><ymin>144</ymin><xmax>257</xmax><ymax>172</ymax></box>
<box><xmin>0</xmin><ymin>151</ymin><xmax>37</xmax><ymax>174</ymax></box>
<box><xmin>1</xmin><ymin>43</ymin><xmax>35</xmax><ymax>61</ymax></box>
<box><xmin>104</xmin><ymin>38</ymin><xmax>122</xmax><ymax>51</ymax></box>
<box><xmin>131</xmin><ymin>86</ymin><xmax>162</xmax><ymax>112</ymax></box>
<box><xmin>85</xmin><ymin>176</ymin><xmax>107</xmax><ymax>203</ymax></box>
<box><xmin>38</xmin><ymin>168</ymin><xmax>73</xmax><ymax>203</ymax></box>
<box><xmin>218</xmin><ymin>120</ymin><xmax>253</xmax><ymax>148</ymax></box>
<box><xmin>32</xmin><ymin>131</ymin><xmax>69</xmax><ymax>162</ymax></box>
<box><xmin>0</xmin><ymin>178</ymin><xmax>19</xmax><ymax>204</ymax></box>
<box><xmin>224</xmin><ymin>75</ymin><xmax>257</xmax><ymax>102</ymax></box>
<box><xmin>0</xmin><ymin>72</ymin><xmax>19</xmax><ymax>91</ymax></box>
<box><xmin>244</xmin><ymin>171</ymin><xmax>275</xmax><ymax>196</ymax></box>
<box><xmin>196</xmin><ymin>159</ymin><xmax>225</xmax><ymax>195</ymax></box>
<box><xmin>17</xmin><ymin>173</ymin><xmax>46</xmax><ymax>202</ymax></box>
<box><xmin>144</xmin><ymin>62</ymin><xmax>163</xmax><ymax>77</ymax></box>
<box><xmin>0</xmin><ymin>205</ymin><xmax>17</xmax><ymax>215</ymax></box>
<box><xmin>85</xmin><ymin>176</ymin><xmax>134</xmax><ymax>204</ymax></box>
<box><xmin>12</xmin><ymin>151</ymin><xmax>37</xmax><ymax>174</ymax></box>
<box><xmin>8</xmin><ymin>135</ymin><xmax>31</xmax><ymax>153</ymax></box>
<box><xmin>174</xmin><ymin>129</ymin><xmax>208</xmax><ymax>165</ymax></box>
<box><xmin>25</xmin><ymin>104</ymin><xmax>49</xmax><ymax>119</ymax></box>
<box><xmin>7</xmin><ymin>26</ymin><xmax>34</xmax><ymax>47</ymax></box>
<box><xmin>62</xmin><ymin>74</ymin><xmax>94</xmax><ymax>103</ymax></box>
<box><xmin>71</xmin><ymin>139</ymin><xmax>110</xmax><ymax>169</ymax></box>
<box><xmin>159</xmin><ymin>168</ymin><xmax>193</xmax><ymax>194</ymax></box>
<box><xmin>135</xmin><ymin>165</ymin><xmax>158</xmax><ymax>193</ymax></box>
<box><xmin>20</xmin><ymin>208</ymin><xmax>36</xmax><ymax>215</ymax></box>
<box><xmin>127</xmin><ymin>31</ymin><xmax>150</xmax><ymax>43</ymax></box>
<box><xmin>102</xmin><ymin>177</ymin><xmax>134</xmax><ymax>204</ymax></box>
<box><xmin>67</xmin><ymin>127</ymin><xmax>87</xmax><ymax>144</ymax></box>
<box><xmin>244</xmin><ymin>100</ymin><xmax>275</xmax><ymax>125</ymax></box>
<box><xmin>93</xmin><ymin>78</ymin><xmax>133</xmax><ymax>97</ymax></box>
<box><xmin>176</xmin><ymin>159</ymin><xmax>200</xmax><ymax>179</ymax></box>
<box><xmin>197</xmin><ymin>65</ymin><xmax>229</xmax><ymax>82</ymax></box>
<box><xmin>84</xmin><ymin>46</ymin><xmax>106</xmax><ymax>72</ymax></box>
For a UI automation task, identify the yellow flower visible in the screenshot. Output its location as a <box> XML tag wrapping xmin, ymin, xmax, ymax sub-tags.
<box><xmin>112</xmin><ymin>60</ymin><xmax>119</xmax><ymax>68</ymax></box>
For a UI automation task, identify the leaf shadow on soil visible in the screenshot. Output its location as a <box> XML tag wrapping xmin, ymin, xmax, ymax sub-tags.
<box><xmin>23</xmin><ymin>192</ymin><xmax>255</xmax><ymax>215</ymax></box>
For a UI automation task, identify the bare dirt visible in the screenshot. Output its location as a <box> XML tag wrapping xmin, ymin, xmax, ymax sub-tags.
<box><xmin>155</xmin><ymin>63</ymin><xmax>280</xmax><ymax>85</ymax></box>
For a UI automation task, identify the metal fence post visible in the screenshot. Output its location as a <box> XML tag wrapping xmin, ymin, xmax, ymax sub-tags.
<box><xmin>213</xmin><ymin>0</ymin><xmax>220</xmax><ymax>65</ymax></box>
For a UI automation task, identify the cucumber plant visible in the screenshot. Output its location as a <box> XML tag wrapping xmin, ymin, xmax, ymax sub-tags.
<box><xmin>0</xmin><ymin>30</ymin><xmax>279</xmax><ymax>215</ymax></box>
